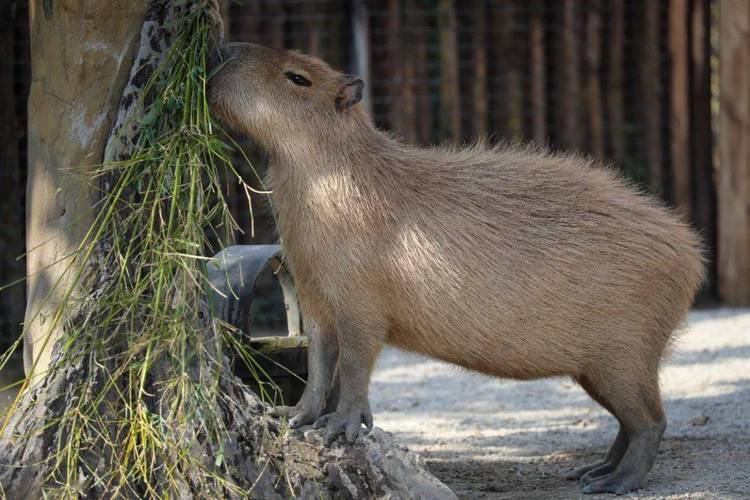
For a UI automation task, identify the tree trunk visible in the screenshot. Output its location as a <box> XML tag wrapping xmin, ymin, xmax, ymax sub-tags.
<box><xmin>718</xmin><ymin>0</ymin><xmax>750</xmax><ymax>304</ymax></box>
<box><xmin>2</xmin><ymin>1</ymin><xmax>456</xmax><ymax>497</ymax></box>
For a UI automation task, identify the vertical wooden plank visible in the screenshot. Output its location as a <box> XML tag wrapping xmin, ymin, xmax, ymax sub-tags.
<box><xmin>529</xmin><ymin>0</ymin><xmax>546</xmax><ymax>145</ymax></box>
<box><xmin>413</xmin><ymin>1</ymin><xmax>433</xmax><ymax>142</ymax></box>
<box><xmin>384</xmin><ymin>0</ymin><xmax>406</xmax><ymax>134</ymax></box>
<box><xmin>437</xmin><ymin>0</ymin><xmax>461</xmax><ymax>142</ymax></box>
<box><xmin>489</xmin><ymin>2</ymin><xmax>523</xmax><ymax>141</ymax></box>
<box><xmin>585</xmin><ymin>0</ymin><xmax>604</xmax><ymax>157</ymax></box>
<box><xmin>669</xmin><ymin>0</ymin><xmax>691</xmax><ymax>216</ymax></box>
<box><xmin>229</xmin><ymin>0</ymin><xmax>261</xmax><ymax>42</ymax></box>
<box><xmin>718</xmin><ymin>0</ymin><xmax>748</xmax><ymax>303</ymax></box>
<box><xmin>557</xmin><ymin>1</ymin><xmax>583</xmax><ymax>150</ymax></box>
<box><xmin>302</xmin><ymin>0</ymin><xmax>321</xmax><ymax>55</ymax></box>
<box><xmin>606</xmin><ymin>0</ymin><xmax>626</xmax><ymax>165</ymax></box>
<box><xmin>351</xmin><ymin>0</ymin><xmax>372</xmax><ymax>117</ymax></box>
<box><xmin>469</xmin><ymin>0</ymin><xmax>487</xmax><ymax>138</ymax></box>
<box><xmin>504</xmin><ymin>2</ymin><xmax>524</xmax><ymax>141</ymax></box>
<box><xmin>641</xmin><ymin>0</ymin><xmax>664</xmax><ymax>191</ymax></box>
<box><xmin>691</xmin><ymin>0</ymin><xmax>716</xmax><ymax>296</ymax></box>
<box><xmin>401</xmin><ymin>0</ymin><xmax>418</xmax><ymax>142</ymax></box>
<box><xmin>264</xmin><ymin>0</ymin><xmax>285</xmax><ymax>50</ymax></box>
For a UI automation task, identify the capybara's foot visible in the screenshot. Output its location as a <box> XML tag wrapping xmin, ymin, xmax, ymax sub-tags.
<box><xmin>580</xmin><ymin>471</ymin><xmax>643</xmax><ymax>495</ymax></box>
<box><xmin>580</xmin><ymin>420</ymin><xmax>664</xmax><ymax>495</ymax></box>
<box><xmin>314</xmin><ymin>405</ymin><xmax>373</xmax><ymax>444</ymax></box>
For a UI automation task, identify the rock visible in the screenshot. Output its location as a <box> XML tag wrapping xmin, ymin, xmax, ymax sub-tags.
<box><xmin>692</xmin><ymin>415</ymin><xmax>710</xmax><ymax>426</ymax></box>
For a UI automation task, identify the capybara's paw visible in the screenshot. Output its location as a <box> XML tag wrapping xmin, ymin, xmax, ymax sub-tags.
<box><xmin>314</xmin><ymin>406</ymin><xmax>373</xmax><ymax>444</ymax></box>
<box><xmin>580</xmin><ymin>471</ymin><xmax>643</xmax><ymax>495</ymax></box>
<box><xmin>270</xmin><ymin>402</ymin><xmax>322</xmax><ymax>428</ymax></box>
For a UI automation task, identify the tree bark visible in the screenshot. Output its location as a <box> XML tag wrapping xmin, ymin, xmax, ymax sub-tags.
<box><xmin>2</xmin><ymin>1</ymin><xmax>456</xmax><ymax>497</ymax></box>
<box><xmin>718</xmin><ymin>0</ymin><xmax>750</xmax><ymax>304</ymax></box>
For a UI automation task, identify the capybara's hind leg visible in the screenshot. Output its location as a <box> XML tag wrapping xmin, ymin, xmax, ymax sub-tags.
<box><xmin>580</xmin><ymin>368</ymin><xmax>666</xmax><ymax>495</ymax></box>
<box><xmin>566</xmin><ymin>376</ymin><xmax>629</xmax><ymax>482</ymax></box>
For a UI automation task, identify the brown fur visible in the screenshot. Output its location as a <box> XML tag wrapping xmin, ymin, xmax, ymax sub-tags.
<box><xmin>209</xmin><ymin>43</ymin><xmax>705</xmax><ymax>494</ymax></box>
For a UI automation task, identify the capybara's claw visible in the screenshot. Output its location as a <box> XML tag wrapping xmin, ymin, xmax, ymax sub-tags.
<box><xmin>580</xmin><ymin>471</ymin><xmax>643</xmax><ymax>495</ymax></box>
<box><xmin>271</xmin><ymin>402</ymin><xmax>322</xmax><ymax>428</ymax></box>
<box><xmin>318</xmin><ymin>408</ymin><xmax>372</xmax><ymax>445</ymax></box>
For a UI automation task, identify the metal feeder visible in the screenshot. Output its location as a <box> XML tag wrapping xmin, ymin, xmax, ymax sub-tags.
<box><xmin>207</xmin><ymin>245</ymin><xmax>308</xmax><ymax>404</ymax></box>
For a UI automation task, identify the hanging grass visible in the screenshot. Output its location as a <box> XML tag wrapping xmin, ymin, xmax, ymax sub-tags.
<box><xmin>0</xmin><ymin>2</ymin><xmax>284</xmax><ymax>497</ymax></box>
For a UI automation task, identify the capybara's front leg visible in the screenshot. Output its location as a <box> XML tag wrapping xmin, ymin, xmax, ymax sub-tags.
<box><xmin>271</xmin><ymin>317</ymin><xmax>338</xmax><ymax>427</ymax></box>
<box><xmin>314</xmin><ymin>315</ymin><xmax>384</xmax><ymax>443</ymax></box>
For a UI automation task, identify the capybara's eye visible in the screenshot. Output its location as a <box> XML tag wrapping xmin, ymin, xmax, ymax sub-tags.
<box><xmin>285</xmin><ymin>71</ymin><xmax>312</xmax><ymax>87</ymax></box>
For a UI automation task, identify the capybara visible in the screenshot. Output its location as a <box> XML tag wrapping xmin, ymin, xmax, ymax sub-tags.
<box><xmin>208</xmin><ymin>42</ymin><xmax>705</xmax><ymax>494</ymax></box>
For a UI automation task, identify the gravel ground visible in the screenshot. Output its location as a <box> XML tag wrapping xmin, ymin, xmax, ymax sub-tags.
<box><xmin>369</xmin><ymin>308</ymin><xmax>750</xmax><ymax>499</ymax></box>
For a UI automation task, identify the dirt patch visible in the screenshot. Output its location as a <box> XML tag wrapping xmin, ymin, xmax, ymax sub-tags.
<box><xmin>370</xmin><ymin>309</ymin><xmax>750</xmax><ymax>499</ymax></box>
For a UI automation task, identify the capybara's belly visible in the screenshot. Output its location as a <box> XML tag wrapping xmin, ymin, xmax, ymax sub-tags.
<box><xmin>385</xmin><ymin>308</ymin><xmax>586</xmax><ymax>380</ymax></box>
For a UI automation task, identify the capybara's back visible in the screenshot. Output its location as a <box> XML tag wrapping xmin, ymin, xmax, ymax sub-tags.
<box><xmin>208</xmin><ymin>42</ymin><xmax>706</xmax><ymax>495</ymax></box>
<box><xmin>379</xmin><ymin>143</ymin><xmax>705</xmax><ymax>383</ymax></box>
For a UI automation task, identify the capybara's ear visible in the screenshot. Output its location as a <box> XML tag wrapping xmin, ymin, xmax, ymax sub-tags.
<box><xmin>335</xmin><ymin>76</ymin><xmax>364</xmax><ymax>111</ymax></box>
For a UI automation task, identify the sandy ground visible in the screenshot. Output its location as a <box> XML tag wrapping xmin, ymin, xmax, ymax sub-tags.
<box><xmin>369</xmin><ymin>308</ymin><xmax>750</xmax><ymax>499</ymax></box>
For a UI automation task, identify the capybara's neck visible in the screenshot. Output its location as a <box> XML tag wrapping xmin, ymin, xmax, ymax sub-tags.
<box><xmin>265</xmin><ymin>112</ymin><xmax>400</xmax><ymax>204</ymax></box>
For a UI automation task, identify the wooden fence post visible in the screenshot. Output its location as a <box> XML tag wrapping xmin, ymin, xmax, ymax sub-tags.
<box><xmin>669</xmin><ymin>0</ymin><xmax>692</xmax><ymax>216</ymax></box>
<box><xmin>585</xmin><ymin>0</ymin><xmax>604</xmax><ymax>157</ymax></box>
<box><xmin>529</xmin><ymin>0</ymin><xmax>546</xmax><ymax>145</ymax></box>
<box><xmin>691</xmin><ymin>0</ymin><xmax>716</xmax><ymax>296</ymax></box>
<box><xmin>642</xmin><ymin>0</ymin><xmax>664</xmax><ymax>192</ymax></box>
<box><xmin>437</xmin><ymin>0</ymin><xmax>461</xmax><ymax>142</ymax></box>
<box><xmin>557</xmin><ymin>1</ymin><xmax>583</xmax><ymax>150</ymax></box>
<box><xmin>606</xmin><ymin>0</ymin><xmax>626</xmax><ymax>165</ymax></box>
<box><xmin>718</xmin><ymin>0</ymin><xmax>750</xmax><ymax>304</ymax></box>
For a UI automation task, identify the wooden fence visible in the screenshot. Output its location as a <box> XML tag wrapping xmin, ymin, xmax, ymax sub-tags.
<box><xmin>2</xmin><ymin>0</ymin><xmax>749</xmax><ymax>350</ymax></box>
<box><xmin>224</xmin><ymin>0</ymin><xmax>721</xmax><ymax>298</ymax></box>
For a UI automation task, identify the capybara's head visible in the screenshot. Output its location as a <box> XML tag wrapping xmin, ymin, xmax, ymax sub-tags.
<box><xmin>208</xmin><ymin>43</ymin><xmax>365</xmax><ymax>149</ymax></box>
